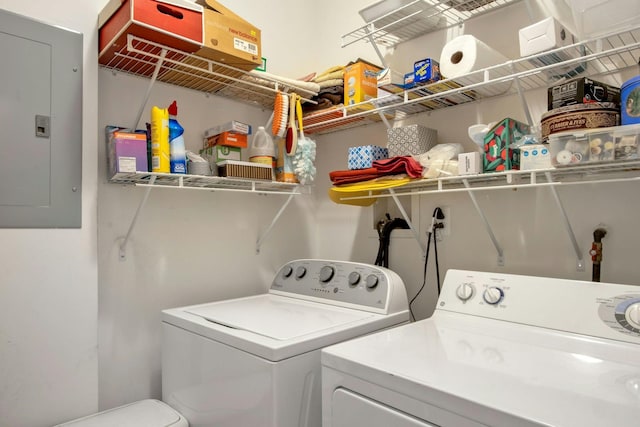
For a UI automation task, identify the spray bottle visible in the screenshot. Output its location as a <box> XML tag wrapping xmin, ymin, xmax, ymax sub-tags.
<box><xmin>168</xmin><ymin>101</ymin><xmax>187</xmax><ymax>174</ymax></box>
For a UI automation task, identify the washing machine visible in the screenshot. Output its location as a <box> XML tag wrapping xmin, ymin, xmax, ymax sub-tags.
<box><xmin>161</xmin><ymin>259</ymin><xmax>409</xmax><ymax>427</ymax></box>
<box><xmin>322</xmin><ymin>269</ymin><xmax>640</xmax><ymax>427</ymax></box>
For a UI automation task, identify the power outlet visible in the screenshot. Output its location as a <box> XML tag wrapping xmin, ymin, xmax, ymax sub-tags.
<box><xmin>436</xmin><ymin>207</ymin><xmax>450</xmax><ymax>241</ymax></box>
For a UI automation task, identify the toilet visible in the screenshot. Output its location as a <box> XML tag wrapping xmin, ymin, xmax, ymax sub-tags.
<box><xmin>55</xmin><ymin>399</ymin><xmax>188</xmax><ymax>427</ymax></box>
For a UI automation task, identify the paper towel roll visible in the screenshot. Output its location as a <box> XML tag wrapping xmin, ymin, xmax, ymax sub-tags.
<box><xmin>439</xmin><ymin>35</ymin><xmax>512</xmax><ymax>96</ymax></box>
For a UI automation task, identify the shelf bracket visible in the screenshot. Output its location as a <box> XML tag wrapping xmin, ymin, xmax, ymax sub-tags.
<box><xmin>388</xmin><ymin>189</ymin><xmax>427</xmax><ymax>256</ymax></box>
<box><xmin>131</xmin><ymin>48</ymin><xmax>167</xmax><ymax>130</ymax></box>
<box><xmin>510</xmin><ymin>63</ymin><xmax>534</xmax><ymax>128</ymax></box>
<box><xmin>119</xmin><ymin>176</ymin><xmax>157</xmax><ymax>261</ymax></box>
<box><xmin>463</xmin><ymin>179</ymin><xmax>504</xmax><ymax>266</ymax></box>
<box><xmin>364</xmin><ymin>24</ymin><xmax>387</xmax><ymax>68</ymax></box>
<box><xmin>256</xmin><ymin>193</ymin><xmax>295</xmax><ymax>254</ymax></box>
<box><xmin>545</xmin><ymin>172</ymin><xmax>585</xmax><ymax>271</ymax></box>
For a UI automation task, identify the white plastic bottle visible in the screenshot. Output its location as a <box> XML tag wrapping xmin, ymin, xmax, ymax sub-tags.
<box><xmin>249</xmin><ymin>126</ymin><xmax>276</xmax><ymax>167</ymax></box>
<box><xmin>168</xmin><ymin>100</ymin><xmax>187</xmax><ymax>174</ymax></box>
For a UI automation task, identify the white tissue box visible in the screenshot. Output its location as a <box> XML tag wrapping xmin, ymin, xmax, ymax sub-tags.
<box><xmin>458</xmin><ymin>152</ymin><xmax>482</xmax><ymax>175</ymax></box>
<box><xmin>519</xmin><ymin>144</ymin><xmax>551</xmax><ymax>170</ymax></box>
<box><xmin>519</xmin><ymin>17</ymin><xmax>585</xmax><ymax>78</ymax></box>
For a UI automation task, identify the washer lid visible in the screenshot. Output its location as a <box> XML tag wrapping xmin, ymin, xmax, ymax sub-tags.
<box><xmin>56</xmin><ymin>399</ymin><xmax>187</xmax><ymax>427</ymax></box>
<box><xmin>186</xmin><ymin>294</ymin><xmax>374</xmax><ymax>340</ymax></box>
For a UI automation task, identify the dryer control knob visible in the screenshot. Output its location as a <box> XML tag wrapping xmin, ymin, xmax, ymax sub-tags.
<box><xmin>365</xmin><ymin>274</ymin><xmax>379</xmax><ymax>289</ymax></box>
<box><xmin>626</xmin><ymin>302</ymin><xmax>640</xmax><ymax>329</ymax></box>
<box><xmin>295</xmin><ymin>266</ymin><xmax>307</xmax><ymax>279</ymax></box>
<box><xmin>319</xmin><ymin>266</ymin><xmax>335</xmax><ymax>283</ymax></box>
<box><xmin>282</xmin><ymin>265</ymin><xmax>293</xmax><ymax>279</ymax></box>
<box><xmin>483</xmin><ymin>287</ymin><xmax>504</xmax><ymax>305</ymax></box>
<box><xmin>456</xmin><ymin>283</ymin><xmax>475</xmax><ymax>301</ymax></box>
<box><xmin>348</xmin><ymin>272</ymin><xmax>361</xmax><ymax>286</ymax></box>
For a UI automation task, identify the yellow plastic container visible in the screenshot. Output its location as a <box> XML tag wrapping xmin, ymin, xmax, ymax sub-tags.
<box><xmin>151</xmin><ymin>106</ymin><xmax>170</xmax><ymax>173</ymax></box>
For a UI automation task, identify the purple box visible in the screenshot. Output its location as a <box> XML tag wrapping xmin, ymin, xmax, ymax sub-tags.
<box><xmin>107</xmin><ymin>126</ymin><xmax>149</xmax><ymax>177</ymax></box>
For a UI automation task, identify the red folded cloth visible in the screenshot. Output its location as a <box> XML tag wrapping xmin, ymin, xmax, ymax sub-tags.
<box><xmin>330</xmin><ymin>168</ymin><xmax>379</xmax><ymax>185</ymax></box>
<box><xmin>373</xmin><ymin>156</ymin><xmax>423</xmax><ymax>178</ymax></box>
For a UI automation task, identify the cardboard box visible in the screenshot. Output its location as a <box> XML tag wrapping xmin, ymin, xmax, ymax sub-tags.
<box><xmin>483</xmin><ymin>118</ymin><xmax>530</xmax><ymax>172</ymax></box>
<box><xmin>348</xmin><ymin>145</ymin><xmax>388</xmax><ymax>170</ymax></box>
<box><xmin>458</xmin><ymin>152</ymin><xmax>482</xmax><ymax>175</ymax></box>
<box><xmin>413</xmin><ymin>58</ymin><xmax>441</xmax><ymax>84</ymax></box>
<box><xmin>218</xmin><ymin>160</ymin><xmax>272</xmax><ymax>181</ymax></box>
<box><xmin>204</xmin><ymin>132</ymin><xmax>248</xmax><ymax>148</ymax></box>
<box><xmin>203</xmin><ymin>120</ymin><xmax>251</xmax><ymax>138</ymax></box>
<box><xmin>106</xmin><ymin>126</ymin><xmax>149</xmax><ymax>177</ymax></box>
<box><xmin>98</xmin><ymin>0</ymin><xmax>204</xmax><ymax>66</ymax></box>
<box><xmin>194</xmin><ymin>0</ymin><xmax>262</xmax><ymax>70</ymax></box>
<box><xmin>200</xmin><ymin>145</ymin><xmax>241</xmax><ymax>163</ymax></box>
<box><xmin>518</xmin><ymin>144</ymin><xmax>552</xmax><ymax>170</ymax></box>
<box><xmin>548</xmin><ymin>77</ymin><xmax>620</xmax><ymax>110</ymax></box>
<box><xmin>387</xmin><ymin>125</ymin><xmax>438</xmax><ymax>157</ymax></box>
<box><xmin>344</xmin><ymin>60</ymin><xmax>382</xmax><ymax>110</ymax></box>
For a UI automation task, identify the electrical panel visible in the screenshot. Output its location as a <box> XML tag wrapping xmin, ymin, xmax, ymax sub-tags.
<box><xmin>0</xmin><ymin>9</ymin><xmax>82</xmax><ymax>227</ymax></box>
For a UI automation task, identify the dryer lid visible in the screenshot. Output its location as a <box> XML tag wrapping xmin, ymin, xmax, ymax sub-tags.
<box><xmin>57</xmin><ymin>399</ymin><xmax>187</xmax><ymax>427</ymax></box>
<box><xmin>185</xmin><ymin>294</ymin><xmax>375</xmax><ymax>340</ymax></box>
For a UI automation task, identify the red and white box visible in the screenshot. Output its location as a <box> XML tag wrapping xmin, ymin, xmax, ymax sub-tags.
<box><xmin>98</xmin><ymin>0</ymin><xmax>204</xmax><ymax>67</ymax></box>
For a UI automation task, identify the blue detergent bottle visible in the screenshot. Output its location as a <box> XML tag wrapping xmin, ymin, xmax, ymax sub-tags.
<box><xmin>168</xmin><ymin>100</ymin><xmax>187</xmax><ymax>174</ymax></box>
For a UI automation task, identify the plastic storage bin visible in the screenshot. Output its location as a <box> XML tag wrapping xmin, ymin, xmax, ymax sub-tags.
<box><xmin>549</xmin><ymin>123</ymin><xmax>640</xmax><ymax>166</ymax></box>
<box><xmin>568</xmin><ymin>0</ymin><xmax>640</xmax><ymax>40</ymax></box>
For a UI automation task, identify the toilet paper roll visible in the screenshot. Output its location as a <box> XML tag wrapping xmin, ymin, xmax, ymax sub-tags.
<box><xmin>439</xmin><ymin>35</ymin><xmax>512</xmax><ymax>96</ymax></box>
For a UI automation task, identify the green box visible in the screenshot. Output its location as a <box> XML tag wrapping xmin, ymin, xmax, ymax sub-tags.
<box><xmin>483</xmin><ymin>118</ymin><xmax>530</xmax><ymax>172</ymax></box>
<box><xmin>200</xmin><ymin>145</ymin><xmax>242</xmax><ymax>164</ymax></box>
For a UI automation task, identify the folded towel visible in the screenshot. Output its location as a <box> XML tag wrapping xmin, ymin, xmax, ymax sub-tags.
<box><xmin>318</xmin><ymin>79</ymin><xmax>344</xmax><ymax>90</ymax></box>
<box><xmin>373</xmin><ymin>156</ymin><xmax>423</xmax><ymax>178</ymax></box>
<box><xmin>314</xmin><ymin>70</ymin><xmax>345</xmax><ymax>83</ymax></box>
<box><xmin>330</xmin><ymin>167</ymin><xmax>378</xmax><ymax>185</ymax></box>
<box><xmin>315</xmin><ymin>65</ymin><xmax>344</xmax><ymax>81</ymax></box>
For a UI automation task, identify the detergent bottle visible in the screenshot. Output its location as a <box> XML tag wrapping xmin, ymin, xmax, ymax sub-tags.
<box><xmin>151</xmin><ymin>105</ymin><xmax>170</xmax><ymax>173</ymax></box>
<box><xmin>249</xmin><ymin>126</ymin><xmax>276</xmax><ymax>168</ymax></box>
<box><xmin>168</xmin><ymin>100</ymin><xmax>187</xmax><ymax>174</ymax></box>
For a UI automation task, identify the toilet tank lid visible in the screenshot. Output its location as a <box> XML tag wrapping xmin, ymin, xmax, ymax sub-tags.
<box><xmin>55</xmin><ymin>399</ymin><xmax>188</xmax><ymax>427</ymax></box>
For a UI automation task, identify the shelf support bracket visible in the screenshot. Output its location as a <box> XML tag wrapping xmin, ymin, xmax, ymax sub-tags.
<box><xmin>463</xmin><ymin>179</ymin><xmax>504</xmax><ymax>266</ymax></box>
<box><xmin>511</xmin><ymin>64</ymin><xmax>534</xmax><ymax>128</ymax></box>
<box><xmin>545</xmin><ymin>172</ymin><xmax>585</xmax><ymax>271</ymax></box>
<box><xmin>389</xmin><ymin>189</ymin><xmax>427</xmax><ymax>255</ymax></box>
<box><xmin>131</xmin><ymin>48</ymin><xmax>167</xmax><ymax>130</ymax></box>
<box><xmin>119</xmin><ymin>176</ymin><xmax>157</xmax><ymax>261</ymax></box>
<box><xmin>256</xmin><ymin>193</ymin><xmax>295</xmax><ymax>254</ymax></box>
<box><xmin>365</xmin><ymin>24</ymin><xmax>387</xmax><ymax>68</ymax></box>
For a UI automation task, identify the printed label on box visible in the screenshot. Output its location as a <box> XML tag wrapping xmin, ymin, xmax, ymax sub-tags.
<box><xmin>118</xmin><ymin>157</ymin><xmax>138</xmax><ymax>173</ymax></box>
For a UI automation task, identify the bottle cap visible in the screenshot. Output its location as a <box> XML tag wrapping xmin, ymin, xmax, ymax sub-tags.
<box><xmin>168</xmin><ymin>100</ymin><xmax>178</xmax><ymax>116</ymax></box>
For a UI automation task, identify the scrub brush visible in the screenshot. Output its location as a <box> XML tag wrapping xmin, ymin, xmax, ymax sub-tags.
<box><xmin>271</xmin><ymin>92</ymin><xmax>289</xmax><ymax>138</ymax></box>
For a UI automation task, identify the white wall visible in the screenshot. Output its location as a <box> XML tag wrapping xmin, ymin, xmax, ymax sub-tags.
<box><xmin>0</xmin><ymin>0</ymin><xmax>102</xmax><ymax>425</ymax></box>
<box><xmin>2</xmin><ymin>0</ymin><xmax>639</xmax><ymax>425</ymax></box>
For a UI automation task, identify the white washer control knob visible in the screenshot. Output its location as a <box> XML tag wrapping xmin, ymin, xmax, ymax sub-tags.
<box><xmin>483</xmin><ymin>287</ymin><xmax>504</xmax><ymax>305</ymax></box>
<box><xmin>626</xmin><ymin>302</ymin><xmax>640</xmax><ymax>329</ymax></box>
<box><xmin>319</xmin><ymin>266</ymin><xmax>335</xmax><ymax>283</ymax></box>
<box><xmin>456</xmin><ymin>283</ymin><xmax>475</xmax><ymax>301</ymax></box>
<box><xmin>365</xmin><ymin>274</ymin><xmax>379</xmax><ymax>289</ymax></box>
<box><xmin>295</xmin><ymin>266</ymin><xmax>307</xmax><ymax>279</ymax></box>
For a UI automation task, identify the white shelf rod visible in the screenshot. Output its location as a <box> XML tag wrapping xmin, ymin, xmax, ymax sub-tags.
<box><xmin>256</xmin><ymin>193</ymin><xmax>295</xmax><ymax>254</ymax></box>
<box><xmin>545</xmin><ymin>172</ymin><xmax>585</xmax><ymax>271</ymax></box>
<box><xmin>389</xmin><ymin>189</ymin><xmax>427</xmax><ymax>255</ymax></box>
<box><xmin>119</xmin><ymin>175</ymin><xmax>157</xmax><ymax>261</ymax></box>
<box><xmin>131</xmin><ymin>48</ymin><xmax>167</xmax><ymax>130</ymax></box>
<box><xmin>463</xmin><ymin>179</ymin><xmax>505</xmax><ymax>266</ymax></box>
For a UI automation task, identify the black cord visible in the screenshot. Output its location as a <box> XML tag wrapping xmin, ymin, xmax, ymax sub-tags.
<box><xmin>409</xmin><ymin>207</ymin><xmax>444</xmax><ymax>322</ymax></box>
<box><xmin>409</xmin><ymin>230</ymin><xmax>431</xmax><ymax>322</ymax></box>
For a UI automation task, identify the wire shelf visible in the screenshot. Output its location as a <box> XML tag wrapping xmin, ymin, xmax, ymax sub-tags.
<box><xmin>342</xmin><ymin>0</ymin><xmax>522</xmax><ymax>48</ymax></box>
<box><xmin>305</xmin><ymin>25</ymin><xmax>640</xmax><ymax>134</ymax></box>
<box><xmin>110</xmin><ymin>171</ymin><xmax>304</xmax><ymax>195</ymax></box>
<box><xmin>100</xmin><ymin>35</ymin><xmax>318</xmax><ymax>110</ymax></box>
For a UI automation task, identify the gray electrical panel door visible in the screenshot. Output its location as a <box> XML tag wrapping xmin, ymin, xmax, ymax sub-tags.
<box><xmin>0</xmin><ymin>9</ymin><xmax>82</xmax><ymax>228</ymax></box>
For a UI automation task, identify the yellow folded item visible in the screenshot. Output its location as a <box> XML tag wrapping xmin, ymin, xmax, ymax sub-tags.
<box><xmin>328</xmin><ymin>176</ymin><xmax>412</xmax><ymax>206</ymax></box>
<box><xmin>314</xmin><ymin>70</ymin><xmax>345</xmax><ymax>83</ymax></box>
<box><xmin>315</xmin><ymin>65</ymin><xmax>345</xmax><ymax>82</ymax></box>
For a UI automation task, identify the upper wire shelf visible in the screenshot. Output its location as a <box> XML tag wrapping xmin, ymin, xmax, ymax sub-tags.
<box><xmin>99</xmin><ymin>35</ymin><xmax>318</xmax><ymax>110</ymax></box>
<box><xmin>342</xmin><ymin>0</ymin><xmax>522</xmax><ymax>48</ymax></box>
<box><xmin>304</xmin><ymin>25</ymin><xmax>640</xmax><ymax>134</ymax></box>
